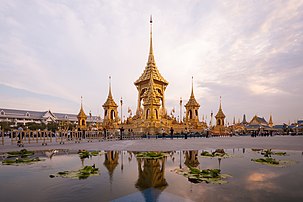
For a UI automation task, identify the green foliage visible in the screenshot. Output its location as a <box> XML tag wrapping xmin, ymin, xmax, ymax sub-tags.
<box><xmin>66</xmin><ymin>122</ymin><xmax>77</xmax><ymax>130</ymax></box>
<box><xmin>201</xmin><ymin>149</ymin><xmax>228</xmax><ymax>158</ymax></box>
<box><xmin>261</xmin><ymin>149</ymin><xmax>273</xmax><ymax>157</ymax></box>
<box><xmin>0</xmin><ymin>121</ymin><xmax>12</xmax><ymax>132</ymax></box>
<box><xmin>251</xmin><ymin>157</ymin><xmax>279</xmax><ymax>165</ymax></box>
<box><xmin>176</xmin><ymin>167</ymin><xmax>230</xmax><ymax>184</ymax></box>
<box><xmin>189</xmin><ymin>167</ymin><xmax>221</xmax><ymax>178</ymax></box>
<box><xmin>25</xmin><ymin>122</ymin><xmax>46</xmax><ymax>131</ymax></box>
<box><xmin>200</xmin><ymin>168</ymin><xmax>221</xmax><ymax>178</ymax></box>
<box><xmin>251</xmin><ymin>149</ymin><xmax>263</xmax><ymax>152</ymax></box>
<box><xmin>78</xmin><ymin>150</ymin><xmax>90</xmax><ymax>159</ymax></box>
<box><xmin>136</xmin><ymin>152</ymin><xmax>166</xmax><ymax>159</ymax></box>
<box><xmin>201</xmin><ymin>151</ymin><xmax>213</xmax><ymax>157</ymax></box>
<box><xmin>189</xmin><ymin>166</ymin><xmax>201</xmax><ymax>175</ymax></box>
<box><xmin>78</xmin><ymin>150</ymin><xmax>101</xmax><ymax>159</ymax></box>
<box><xmin>47</xmin><ymin>122</ymin><xmax>59</xmax><ymax>132</ymax></box>
<box><xmin>79</xmin><ymin>166</ymin><xmax>99</xmax><ymax>179</ymax></box>
<box><xmin>2</xmin><ymin>149</ymin><xmax>42</xmax><ymax>165</ymax></box>
<box><xmin>7</xmin><ymin>149</ymin><xmax>34</xmax><ymax>158</ymax></box>
<box><xmin>58</xmin><ymin>171</ymin><xmax>69</xmax><ymax>175</ymax></box>
<box><xmin>2</xmin><ymin>157</ymin><xmax>41</xmax><ymax>165</ymax></box>
<box><xmin>260</xmin><ymin>149</ymin><xmax>287</xmax><ymax>157</ymax></box>
<box><xmin>53</xmin><ymin>165</ymin><xmax>99</xmax><ymax>180</ymax></box>
<box><xmin>90</xmin><ymin>151</ymin><xmax>100</xmax><ymax>156</ymax></box>
<box><xmin>274</xmin><ymin>152</ymin><xmax>286</xmax><ymax>156</ymax></box>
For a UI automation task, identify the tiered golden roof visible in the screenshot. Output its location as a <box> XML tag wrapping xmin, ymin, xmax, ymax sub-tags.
<box><xmin>185</xmin><ymin>77</ymin><xmax>200</xmax><ymax>108</ymax></box>
<box><xmin>143</xmin><ymin>71</ymin><xmax>161</xmax><ymax>106</ymax></box>
<box><xmin>77</xmin><ymin>99</ymin><xmax>87</xmax><ymax>119</ymax></box>
<box><xmin>135</xmin><ymin>67</ymin><xmax>168</xmax><ymax>85</ymax></box>
<box><xmin>103</xmin><ymin>77</ymin><xmax>118</xmax><ymax>108</ymax></box>
<box><xmin>134</xmin><ymin>16</ymin><xmax>168</xmax><ymax>86</ymax></box>
<box><xmin>215</xmin><ymin>98</ymin><xmax>226</xmax><ymax>119</ymax></box>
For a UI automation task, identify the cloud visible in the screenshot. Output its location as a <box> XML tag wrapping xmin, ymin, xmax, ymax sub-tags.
<box><xmin>0</xmin><ymin>84</ymin><xmax>78</xmax><ymax>113</ymax></box>
<box><xmin>0</xmin><ymin>0</ymin><xmax>302</xmax><ymax>124</ymax></box>
<box><xmin>246</xmin><ymin>171</ymin><xmax>280</xmax><ymax>192</ymax></box>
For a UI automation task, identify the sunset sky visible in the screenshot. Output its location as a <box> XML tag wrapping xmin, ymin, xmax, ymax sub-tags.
<box><xmin>0</xmin><ymin>0</ymin><xmax>302</xmax><ymax>124</ymax></box>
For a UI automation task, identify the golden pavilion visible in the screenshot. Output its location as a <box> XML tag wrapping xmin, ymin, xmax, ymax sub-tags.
<box><xmin>121</xmin><ymin>17</ymin><xmax>207</xmax><ymax>135</ymax></box>
<box><xmin>77</xmin><ymin>17</ymin><xmax>210</xmax><ymax>135</ymax></box>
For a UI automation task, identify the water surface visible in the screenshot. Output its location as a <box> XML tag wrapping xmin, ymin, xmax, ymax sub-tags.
<box><xmin>0</xmin><ymin>148</ymin><xmax>302</xmax><ymax>202</ymax></box>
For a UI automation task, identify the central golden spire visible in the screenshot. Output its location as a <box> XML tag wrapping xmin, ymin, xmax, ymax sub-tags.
<box><xmin>148</xmin><ymin>15</ymin><xmax>155</xmax><ymax>65</ymax></box>
<box><xmin>134</xmin><ymin>16</ymin><xmax>168</xmax><ymax>85</ymax></box>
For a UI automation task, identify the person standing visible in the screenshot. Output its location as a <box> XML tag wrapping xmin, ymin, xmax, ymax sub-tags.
<box><xmin>119</xmin><ymin>127</ymin><xmax>124</xmax><ymax>140</ymax></box>
<box><xmin>170</xmin><ymin>127</ymin><xmax>174</xmax><ymax>139</ymax></box>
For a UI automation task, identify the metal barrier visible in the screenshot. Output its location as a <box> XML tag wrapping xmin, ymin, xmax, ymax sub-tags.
<box><xmin>2</xmin><ymin>130</ymin><xmax>147</xmax><ymax>146</ymax></box>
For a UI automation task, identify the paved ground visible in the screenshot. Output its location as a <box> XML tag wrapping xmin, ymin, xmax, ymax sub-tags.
<box><xmin>0</xmin><ymin>136</ymin><xmax>303</xmax><ymax>153</ymax></box>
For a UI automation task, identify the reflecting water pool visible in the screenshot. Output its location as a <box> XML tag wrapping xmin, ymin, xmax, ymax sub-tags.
<box><xmin>0</xmin><ymin>148</ymin><xmax>303</xmax><ymax>202</ymax></box>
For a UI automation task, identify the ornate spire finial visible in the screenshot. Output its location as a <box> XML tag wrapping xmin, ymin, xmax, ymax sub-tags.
<box><xmin>108</xmin><ymin>76</ymin><xmax>112</xmax><ymax>98</ymax></box>
<box><xmin>81</xmin><ymin>96</ymin><xmax>83</xmax><ymax>108</ymax></box>
<box><xmin>148</xmin><ymin>15</ymin><xmax>155</xmax><ymax>65</ymax></box>
<box><xmin>191</xmin><ymin>76</ymin><xmax>194</xmax><ymax>97</ymax></box>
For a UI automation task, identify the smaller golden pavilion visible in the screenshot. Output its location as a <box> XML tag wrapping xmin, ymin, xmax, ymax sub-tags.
<box><xmin>184</xmin><ymin>77</ymin><xmax>207</xmax><ymax>131</ymax></box>
<box><xmin>77</xmin><ymin>97</ymin><xmax>87</xmax><ymax>130</ymax></box>
<box><xmin>212</xmin><ymin>97</ymin><xmax>227</xmax><ymax>135</ymax></box>
<box><xmin>102</xmin><ymin>76</ymin><xmax>120</xmax><ymax>130</ymax></box>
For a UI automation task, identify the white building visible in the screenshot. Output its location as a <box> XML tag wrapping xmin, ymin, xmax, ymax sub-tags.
<box><xmin>0</xmin><ymin>108</ymin><xmax>101</xmax><ymax>126</ymax></box>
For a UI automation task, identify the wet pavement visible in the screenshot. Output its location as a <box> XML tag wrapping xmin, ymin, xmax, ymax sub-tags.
<box><xmin>1</xmin><ymin>136</ymin><xmax>303</xmax><ymax>153</ymax></box>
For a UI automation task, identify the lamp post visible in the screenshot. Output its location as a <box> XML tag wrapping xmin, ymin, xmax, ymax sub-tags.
<box><xmin>1</xmin><ymin>125</ymin><xmax>3</xmax><ymax>145</ymax></box>
<box><xmin>179</xmin><ymin>151</ymin><xmax>182</xmax><ymax>169</ymax></box>
<box><xmin>210</xmin><ymin>111</ymin><xmax>213</xmax><ymax>127</ymax></box>
<box><xmin>296</xmin><ymin>124</ymin><xmax>299</xmax><ymax>135</ymax></box>
<box><xmin>121</xmin><ymin>151</ymin><xmax>124</xmax><ymax>172</ymax></box>
<box><xmin>120</xmin><ymin>97</ymin><xmax>123</xmax><ymax>124</ymax></box>
<box><xmin>179</xmin><ymin>97</ymin><xmax>182</xmax><ymax>123</ymax></box>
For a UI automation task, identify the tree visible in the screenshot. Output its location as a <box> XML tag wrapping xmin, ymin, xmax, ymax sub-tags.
<box><xmin>0</xmin><ymin>121</ymin><xmax>12</xmax><ymax>132</ymax></box>
<box><xmin>25</xmin><ymin>122</ymin><xmax>46</xmax><ymax>131</ymax></box>
<box><xmin>47</xmin><ymin>122</ymin><xmax>59</xmax><ymax>132</ymax></box>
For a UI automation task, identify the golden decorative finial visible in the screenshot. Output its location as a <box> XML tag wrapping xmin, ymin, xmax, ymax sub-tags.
<box><xmin>148</xmin><ymin>15</ymin><xmax>155</xmax><ymax>65</ymax></box>
<box><xmin>191</xmin><ymin>76</ymin><xmax>194</xmax><ymax>97</ymax></box>
<box><xmin>108</xmin><ymin>76</ymin><xmax>112</xmax><ymax>98</ymax></box>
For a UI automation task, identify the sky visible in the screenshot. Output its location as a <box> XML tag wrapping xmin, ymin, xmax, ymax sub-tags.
<box><xmin>0</xmin><ymin>0</ymin><xmax>302</xmax><ymax>125</ymax></box>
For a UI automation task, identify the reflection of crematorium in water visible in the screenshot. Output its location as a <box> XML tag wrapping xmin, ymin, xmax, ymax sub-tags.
<box><xmin>104</xmin><ymin>151</ymin><xmax>119</xmax><ymax>182</ymax></box>
<box><xmin>184</xmin><ymin>150</ymin><xmax>200</xmax><ymax>168</ymax></box>
<box><xmin>136</xmin><ymin>156</ymin><xmax>168</xmax><ymax>191</ymax></box>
